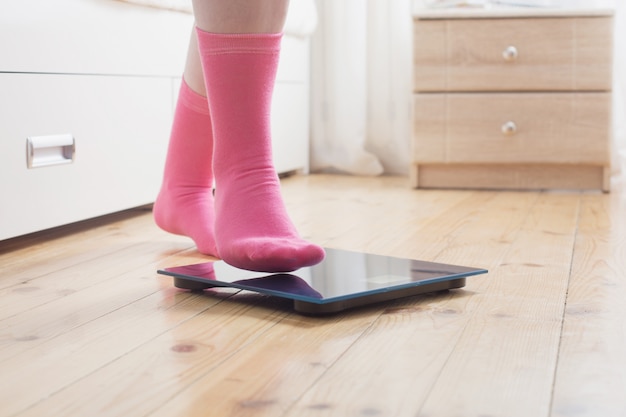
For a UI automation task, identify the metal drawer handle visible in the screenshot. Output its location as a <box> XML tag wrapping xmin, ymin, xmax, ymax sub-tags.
<box><xmin>502</xmin><ymin>46</ymin><xmax>518</xmax><ymax>62</ymax></box>
<box><xmin>501</xmin><ymin>121</ymin><xmax>517</xmax><ymax>136</ymax></box>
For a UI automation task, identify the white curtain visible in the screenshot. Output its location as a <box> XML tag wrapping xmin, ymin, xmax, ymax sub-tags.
<box><xmin>310</xmin><ymin>0</ymin><xmax>626</xmax><ymax>179</ymax></box>
<box><xmin>310</xmin><ymin>0</ymin><xmax>413</xmax><ymax>176</ymax></box>
<box><xmin>610</xmin><ymin>0</ymin><xmax>626</xmax><ymax>178</ymax></box>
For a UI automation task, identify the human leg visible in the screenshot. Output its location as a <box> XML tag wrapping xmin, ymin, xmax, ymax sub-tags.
<box><xmin>191</xmin><ymin>0</ymin><xmax>290</xmax><ymax>34</ymax></box>
<box><xmin>192</xmin><ymin>0</ymin><xmax>325</xmax><ymax>272</ymax></box>
<box><xmin>153</xmin><ymin>29</ymin><xmax>217</xmax><ymax>256</ymax></box>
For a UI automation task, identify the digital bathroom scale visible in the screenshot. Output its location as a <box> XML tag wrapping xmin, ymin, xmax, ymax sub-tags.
<box><xmin>157</xmin><ymin>248</ymin><xmax>488</xmax><ymax>314</ymax></box>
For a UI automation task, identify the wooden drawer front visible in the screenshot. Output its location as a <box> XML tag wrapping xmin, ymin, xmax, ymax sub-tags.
<box><xmin>0</xmin><ymin>73</ymin><xmax>172</xmax><ymax>240</ymax></box>
<box><xmin>413</xmin><ymin>92</ymin><xmax>610</xmax><ymax>164</ymax></box>
<box><xmin>413</xmin><ymin>17</ymin><xmax>613</xmax><ymax>92</ymax></box>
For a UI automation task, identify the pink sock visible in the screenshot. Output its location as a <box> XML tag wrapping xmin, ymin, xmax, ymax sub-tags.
<box><xmin>153</xmin><ymin>80</ymin><xmax>218</xmax><ymax>256</ymax></box>
<box><xmin>195</xmin><ymin>29</ymin><xmax>325</xmax><ymax>272</ymax></box>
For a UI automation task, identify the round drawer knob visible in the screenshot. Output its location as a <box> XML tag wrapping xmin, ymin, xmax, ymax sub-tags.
<box><xmin>502</xmin><ymin>46</ymin><xmax>518</xmax><ymax>62</ymax></box>
<box><xmin>501</xmin><ymin>121</ymin><xmax>517</xmax><ymax>135</ymax></box>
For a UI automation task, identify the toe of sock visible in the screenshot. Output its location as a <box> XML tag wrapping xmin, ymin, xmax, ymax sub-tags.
<box><xmin>219</xmin><ymin>238</ymin><xmax>325</xmax><ymax>273</ymax></box>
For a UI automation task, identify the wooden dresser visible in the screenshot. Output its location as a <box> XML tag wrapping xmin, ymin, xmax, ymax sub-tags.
<box><xmin>411</xmin><ymin>7</ymin><xmax>614</xmax><ymax>191</ymax></box>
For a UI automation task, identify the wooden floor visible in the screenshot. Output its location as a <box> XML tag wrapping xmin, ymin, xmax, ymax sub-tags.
<box><xmin>1</xmin><ymin>173</ymin><xmax>626</xmax><ymax>417</ymax></box>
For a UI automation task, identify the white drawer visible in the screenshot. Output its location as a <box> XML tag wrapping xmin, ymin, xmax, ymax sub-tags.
<box><xmin>0</xmin><ymin>73</ymin><xmax>172</xmax><ymax>240</ymax></box>
<box><xmin>0</xmin><ymin>0</ymin><xmax>306</xmax><ymax>82</ymax></box>
<box><xmin>0</xmin><ymin>0</ymin><xmax>192</xmax><ymax>77</ymax></box>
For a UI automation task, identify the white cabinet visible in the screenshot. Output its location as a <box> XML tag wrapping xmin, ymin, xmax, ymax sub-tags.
<box><xmin>0</xmin><ymin>0</ymin><xmax>190</xmax><ymax>240</ymax></box>
<box><xmin>0</xmin><ymin>0</ymin><xmax>312</xmax><ymax>240</ymax></box>
<box><xmin>0</xmin><ymin>73</ymin><xmax>173</xmax><ymax>240</ymax></box>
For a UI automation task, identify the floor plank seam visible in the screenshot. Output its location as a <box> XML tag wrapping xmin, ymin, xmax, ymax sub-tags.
<box><xmin>548</xmin><ymin>192</ymin><xmax>583</xmax><ymax>417</ymax></box>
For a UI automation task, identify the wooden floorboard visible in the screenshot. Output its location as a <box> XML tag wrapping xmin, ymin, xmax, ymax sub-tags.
<box><xmin>551</xmin><ymin>190</ymin><xmax>626</xmax><ymax>417</ymax></box>
<box><xmin>1</xmin><ymin>174</ymin><xmax>625</xmax><ymax>417</ymax></box>
<box><xmin>286</xmin><ymin>190</ymin><xmax>543</xmax><ymax>417</ymax></box>
<box><xmin>418</xmin><ymin>192</ymin><xmax>581</xmax><ymax>417</ymax></box>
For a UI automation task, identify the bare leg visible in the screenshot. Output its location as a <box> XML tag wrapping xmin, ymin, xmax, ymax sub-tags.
<box><xmin>192</xmin><ymin>0</ymin><xmax>289</xmax><ymax>34</ymax></box>
<box><xmin>183</xmin><ymin>29</ymin><xmax>206</xmax><ymax>95</ymax></box>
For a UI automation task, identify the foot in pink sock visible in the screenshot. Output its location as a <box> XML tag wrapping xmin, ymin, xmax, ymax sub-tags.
<box><xmin>153</xmin><ymin>81</ymin><xmax>218</xmax><ymax>256</ymax></box>
<box><xmin>196</xmin><ymin>29</ymin><xmax>325</xmax><ymax>272</ymax></box>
